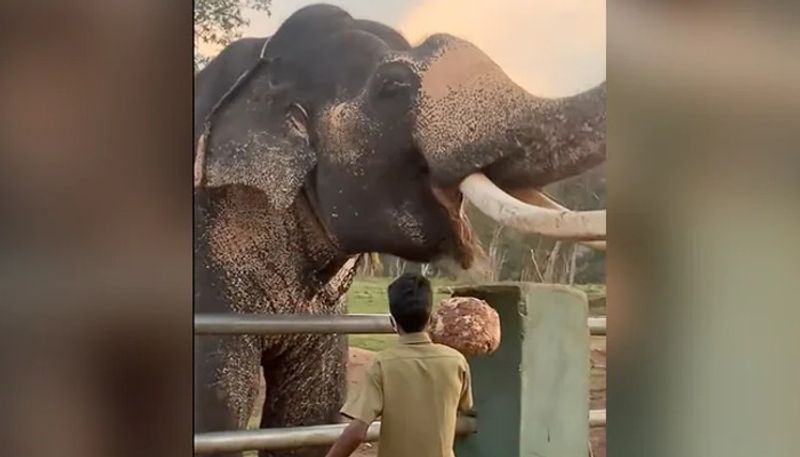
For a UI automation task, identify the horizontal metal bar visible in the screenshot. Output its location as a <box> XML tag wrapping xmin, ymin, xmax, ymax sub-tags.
<box><xmin>194</xmin><ymin>416</ymin><xmax>478</xmax><ymax>454</ymax></box>
<box><xmin>588</xmin><ymin>317</ymin><xmax>606</xmax><ymax>335</ymax></box>
<box><xmin>194</xmin><ymin>313</ymin><xmax>394</xmax><ymax>335</ymax></box>
<box><xmin>196</xmin><ymin>313</ymin><xmax>607</xmax><ymax>336</ymax></box>
<box><xmin>589</xmin><ymin>409</ymin><xmax>606</xmax><ymax>427</ymax></box>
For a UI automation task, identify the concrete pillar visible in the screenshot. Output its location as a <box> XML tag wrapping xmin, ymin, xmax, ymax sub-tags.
<box><xmin>453</xmin><ymin>283</ymin><xmax>590</xmax><ymax>457</ymax></box>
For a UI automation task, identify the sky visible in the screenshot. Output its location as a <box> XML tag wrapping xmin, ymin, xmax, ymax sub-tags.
<box><xmin>207</xmin><ymin>0</ymin><xmax>606</xmax><ymax>97</ymax></box>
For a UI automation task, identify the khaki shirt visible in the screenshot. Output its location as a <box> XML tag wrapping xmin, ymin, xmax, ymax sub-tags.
<box><xmin>341</xmin><ymin>332</ymin><xmax>473</xmax><ymax>457</ymax></box>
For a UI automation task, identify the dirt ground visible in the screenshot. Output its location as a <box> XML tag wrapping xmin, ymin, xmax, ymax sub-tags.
<box><xmin>253</xmin><ymin>341</ymin><xmax>606</xmax><ymax>457</ymax></box>
<box><xmin>589</xmin><ymin>335</ymin><xmax>606</xmax><ymax>457</ymax></box>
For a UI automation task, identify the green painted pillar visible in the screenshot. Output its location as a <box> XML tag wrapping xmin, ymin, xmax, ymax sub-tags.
<box><xmin>453</xmin><ymin>284</ymin><xmax>590</xmax><ymax>457</ymax></box>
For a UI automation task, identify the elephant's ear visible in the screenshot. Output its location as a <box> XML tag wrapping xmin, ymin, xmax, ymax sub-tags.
<box><xmin>194</xmin><ymin>58</ymin><xmax>316</xmax><ymax>211</ymax></box>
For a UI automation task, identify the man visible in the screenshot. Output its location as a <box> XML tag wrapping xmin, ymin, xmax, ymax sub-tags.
<box><xmin>324</xmin><ymin>272</ymin><xmax>474</xmax><ymax>457</ymax></box>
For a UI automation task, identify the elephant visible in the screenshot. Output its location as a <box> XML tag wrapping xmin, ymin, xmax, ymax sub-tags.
<box><xmin>193</xmin><ymin>4</ymin><xmax>605</xmax><ymax>456</ymax></box>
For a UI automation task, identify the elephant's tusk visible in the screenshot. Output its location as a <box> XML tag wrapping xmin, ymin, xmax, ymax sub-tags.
<box><xmin>505</xmin><ymin>187</ymin><xmax>606</xmax><ymax>251</ymax></box>
<box><xmin>459</xmin><ymin>173</ymin><xmax>606</xmax><ymax>241</ymax></box>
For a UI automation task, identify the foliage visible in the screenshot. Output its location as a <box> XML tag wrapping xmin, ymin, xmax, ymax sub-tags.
<box><xmin>194</xmin><ymin>0</ymin><xmax>271</xmax><ymax>70</ymax></box>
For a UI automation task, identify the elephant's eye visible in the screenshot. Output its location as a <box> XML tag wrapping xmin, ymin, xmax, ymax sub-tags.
<box><xmin>377</xmin><ymin>78</ymin><xmax>410</xmax><ymax>98</ymax></box>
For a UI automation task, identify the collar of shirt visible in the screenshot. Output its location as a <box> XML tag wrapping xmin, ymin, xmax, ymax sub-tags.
<box><xmin>398</xmin><ymin>332</ymin><xmax>432</xmax><ymax>345</ymax></box>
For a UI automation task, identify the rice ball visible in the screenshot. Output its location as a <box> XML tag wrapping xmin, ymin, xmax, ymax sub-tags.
<box><xmin>429</xmin><ymin>296</ymin><xmax>501</xmax><ymax>356</ymax></box>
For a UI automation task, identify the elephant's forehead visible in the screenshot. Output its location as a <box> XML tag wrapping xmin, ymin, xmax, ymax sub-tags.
<box><xmin>377</xmin><ymin>53</ymin><xmax>423</xmax><ymax>73</ymax></box>
<box><xmin>417</xmin><ymin>40</ymin><xmax>502</xmax><ymax>103</ymax></box>
<box><xmin>413</xmin><ymin>41</ymin><xmax>544</xmax><ymax>167</ymax></box>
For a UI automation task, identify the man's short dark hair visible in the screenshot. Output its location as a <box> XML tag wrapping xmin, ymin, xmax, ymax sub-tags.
<box><xmin>387</xmin><ymin>273</ymin><xmax>433</xmax><ymax>333</ymax></box>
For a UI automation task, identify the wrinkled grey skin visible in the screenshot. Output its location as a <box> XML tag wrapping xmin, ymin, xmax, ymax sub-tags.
<box><xmin>194</xmin><ymin>4</ymin><xmax>605</xmax><ymax>456</ymax></box>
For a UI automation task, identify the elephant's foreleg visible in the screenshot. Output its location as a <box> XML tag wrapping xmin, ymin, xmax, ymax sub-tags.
<box><xmin>195</xmin><ymin>334</ymin><xmax>262</xmax><ymax>456</ymax></box>
<box><xmin>258</xmin><ymin>334</ymin><xmax>348</xmax><ymax>457</ymax></box>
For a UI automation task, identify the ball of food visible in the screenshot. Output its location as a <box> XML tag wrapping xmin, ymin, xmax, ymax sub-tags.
<box><xmin>429</xmin><ymin>297</ymin><xmax>501</xmax><ymax>356</ymax></box>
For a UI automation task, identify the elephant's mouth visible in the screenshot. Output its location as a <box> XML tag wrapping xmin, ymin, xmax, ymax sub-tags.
<box><xmin>431</xmin><ymin>172</ymin><xmax>606</xmax><ymax>269</ymax></box>
<box><xmin>431</xmin><ymin>186</ymin><xmax>475</xmax><ymax>269</ymax></box>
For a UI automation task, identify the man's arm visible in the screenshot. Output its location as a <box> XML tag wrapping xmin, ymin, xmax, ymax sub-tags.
<box><xmin>327</xmin><ymin>359</ymin><xmax>383</xmax><ymax>457</ymax></box>
<box><xmin>324</xmin><ymin>420</ymin><xmax>369</xmax><ymax>457</ymax></box>
<box><xmin>459</xmin><ymin>361</ymin><xmax>475</xmax><ymax>416</ymax></box>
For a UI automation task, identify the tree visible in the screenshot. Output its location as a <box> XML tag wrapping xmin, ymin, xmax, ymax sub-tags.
<box><xmin>194</xmin><ymin>0</ymin><xmax>271</xmax><ymax>70</ymax></box>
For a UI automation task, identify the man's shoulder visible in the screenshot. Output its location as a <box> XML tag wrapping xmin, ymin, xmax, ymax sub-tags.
<box><xmin>372</xmin><ymin>346</ymin><xmax>401</xmax><ymax>363</ymax></box>
<box><xmin>430</xmin><ymin>343</ymin><xmax>468</xmax><ymax>361</ymax></box>
<box><xmin>375</xmin><ymin>343</ymin><xmax>465</xmax><ymax>363</ymax></box>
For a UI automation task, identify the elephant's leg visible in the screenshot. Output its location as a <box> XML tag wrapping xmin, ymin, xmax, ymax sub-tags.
<box><xmin>258</xmin><ymin>333</ymin><xmax>348</xmax><ymax>457</ymax></box>
<box><xmin>195</xmin><ymin>334</ymin><xmax>262</xmax><ymax>456</ymax></box>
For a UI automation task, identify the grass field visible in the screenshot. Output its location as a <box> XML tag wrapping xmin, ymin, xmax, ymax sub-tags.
<box><xmin>346</xmin><ymin>277</ymin><xmax>606</xmax><ymax>351</ymax></box>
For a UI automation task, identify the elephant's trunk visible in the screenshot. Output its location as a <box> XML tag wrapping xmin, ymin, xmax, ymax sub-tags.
<box><xmin>412</xmin><ymin>35</ymin><xmax>606</xmax><ymax>241</ymax></box>
<box><xmin>484</xmin><ymin>83</ymin><xmax>606</xmax><ymax>190</ymax></box>
<box><xmin>413</xmin><ymin>35</ymin><xmax>605</xmax><ymax>189</ymax></box>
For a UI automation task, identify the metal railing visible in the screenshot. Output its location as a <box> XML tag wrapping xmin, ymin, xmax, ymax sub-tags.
<box><xmin>195</xmin><ymin>313</ymin><xmax>394</xmax><ymax>335</ymax></box>
<box><xmin>195</xmin><ymin>416</ymin><xmax>477</xmax><ymax>454</ymax></box>
<box><xmin>588</xmin><ymin>316</ymin><xmax>606</xmax><ymax>335</ymax></box>
<box><xmin>196</xmin><ymin>314</ymin><xmax>607</xmax><ymax>336</ymax></box>
<box><xmin>589</xmin><ymin>409</ymin><xmax>606</xmax><ymax>427</ymax></box>
<box><xmin>195</xmin><ymin>411</ymin><xmax>605</xmax><ymax>453</ymax></box>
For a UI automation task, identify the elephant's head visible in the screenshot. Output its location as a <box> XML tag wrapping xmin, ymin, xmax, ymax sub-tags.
<box><xmin>195</xmin><ymin>4</ymin><xmax>606</xmax><ymax>269</ymax></box>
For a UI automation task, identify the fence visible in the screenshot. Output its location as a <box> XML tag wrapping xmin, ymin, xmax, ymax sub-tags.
<box><xmin>195</xmin><ymin>283</ymin><xmax>606</xmax><ymax>456</ymax></box>
<box><xmin>195</xmin><ymin>417</ymin><xmax>478</xmax><ymax>454</ymax></box>
<box><xmin>194</xmin><ymin>314</ymin><xmax>606</xmax><ymax>336</ymax></box>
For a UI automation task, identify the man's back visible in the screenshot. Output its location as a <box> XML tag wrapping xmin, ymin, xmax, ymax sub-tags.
<box><xmin>342</xmin><ymin>332</ymin><xmax>473</xmax><ymax>457</ymax></box>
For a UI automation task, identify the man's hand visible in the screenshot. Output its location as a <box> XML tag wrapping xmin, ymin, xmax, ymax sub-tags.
<box><xmin>324</xmin><ymin>420</ymin><xmax>369</xmax><ymax>457</ymax></box>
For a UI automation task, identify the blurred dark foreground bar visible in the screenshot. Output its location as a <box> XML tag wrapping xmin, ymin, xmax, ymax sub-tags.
<box><xmin>0</xmin><ymin>1</ymin><xmax>193</xmax><ymax>456</ymax></box>
<box><xmin>608</xmin><ymin>2</ymin><xmax>800</xmax><ymax>457</ymax></box>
